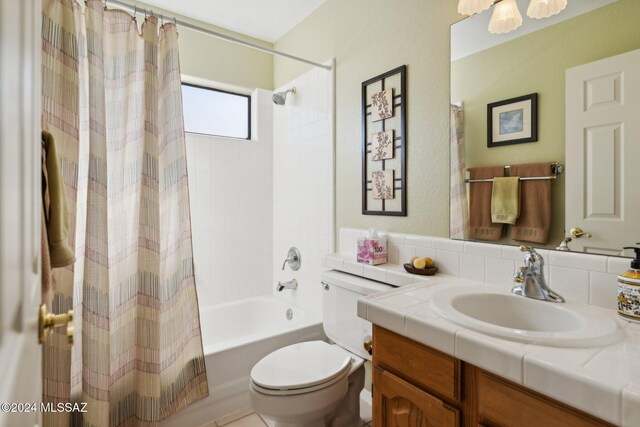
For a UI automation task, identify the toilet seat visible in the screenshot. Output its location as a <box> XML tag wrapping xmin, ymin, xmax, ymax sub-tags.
<box><xmin>250</xmin><ymin>341</ymin><xmax>353</xmax><ymax>395</ymax></box>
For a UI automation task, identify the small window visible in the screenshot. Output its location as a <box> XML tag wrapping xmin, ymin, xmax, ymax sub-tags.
<box><xmin>181</xmin><ymin>83</ymin><xmax>251</xmax><ymax>139</ymax></box>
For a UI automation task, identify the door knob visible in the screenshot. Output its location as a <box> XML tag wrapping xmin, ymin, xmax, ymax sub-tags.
<box><xmin>363</xmin><ymin>336</ymin><xmax>373</xmax><ymax>355</ymax></box>
<box><xmin>38</xmin><ymin>304</ymin><xmax>73</xmax><ymax>346</ymax></box>
<box><xmin>570</xmin><ymin>227</ymin><xmax>592</xmax><ymax>238</ymax></box>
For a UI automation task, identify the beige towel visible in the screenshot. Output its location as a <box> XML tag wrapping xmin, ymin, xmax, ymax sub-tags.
<box><xmin>42</xmin><ymin>131</ymin><xmax>75</xmax><ymax>268</ymax></box>
<box><xmin>511</xmin><ymin>163</ymin><xmax>552</xmax><ymax>244</ymax></box>
<box><xmin>469</xmin><ymin>166</ymin><xmax>505</xmax><ymax>241</ymax></box>
<box><xmin>491</xmin><ymin>177</ymin><xmax>520</xmax><ymax>225</ymax></box>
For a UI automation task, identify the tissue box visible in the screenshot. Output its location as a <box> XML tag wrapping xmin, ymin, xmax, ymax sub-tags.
<box><xmin>357</xmin><ymin>237</ymin><xmax>387</xmax><ymax>265</ymax></box>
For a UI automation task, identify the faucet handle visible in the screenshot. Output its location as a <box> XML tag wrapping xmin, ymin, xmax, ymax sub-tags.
<box><xmin>513</xmin><ymin>266</ymin><xmax>527</xmax><ymax>283</ymax></box>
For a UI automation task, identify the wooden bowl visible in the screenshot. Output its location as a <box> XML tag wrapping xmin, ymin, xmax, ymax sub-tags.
<box><xmin>403</xmin><ymin>263</ymin><xmax>438</xmax><ymax>276</ymax></box>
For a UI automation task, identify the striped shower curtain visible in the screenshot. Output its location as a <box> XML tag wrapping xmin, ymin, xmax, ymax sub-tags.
<box><xmin>450</xmin><ymin>104</ymin><xmax>469</xmax><ymax>240</ymax></box>
<box><xmin>41</xmin><ymin>1</ymin><xmax>208</xmax><ymax>425</ymax></box>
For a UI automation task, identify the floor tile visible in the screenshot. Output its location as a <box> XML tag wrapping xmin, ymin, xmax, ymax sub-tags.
<box><xmin>222</xmin><ymin>413</ymin><xmax>266</xmax><ymax>427</ymax></box>
<box><xmin>215</xmin><ymin>408</ymin><xmax>256</xmax><ymax>426</ymax></box>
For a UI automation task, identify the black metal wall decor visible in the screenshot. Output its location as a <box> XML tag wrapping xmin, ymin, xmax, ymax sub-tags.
<box><xmin>362</xmin><ymin>65</ymin><xmax>407</xmax><ymax>216</ymax></box>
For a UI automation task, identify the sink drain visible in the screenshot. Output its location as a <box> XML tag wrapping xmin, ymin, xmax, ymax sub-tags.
<box><xmin>286</xmin><ymin>308</ymin><xmax>293</xmax><ymax>321</ymax></box>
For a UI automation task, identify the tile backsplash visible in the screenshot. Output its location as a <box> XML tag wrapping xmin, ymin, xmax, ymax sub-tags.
<box><xmin>338</xmin><ymin>228</ymin><xmax>630</xmax><ymax>310</ymax></box>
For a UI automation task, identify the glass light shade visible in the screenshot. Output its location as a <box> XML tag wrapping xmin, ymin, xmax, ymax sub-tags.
<box><xmin>488</xmin><ymin>0</ymin><xmax>523</xmax><ymax>34</ymax></box>
<box><xmin>458</xmin><ymin>0</ymin><xmax>494</xmax><ymax>16</ymax></box>
<box><xmin>527</xmin><ymin>0</ymin><xmax>568</xmax><ymax>19</ymax></box>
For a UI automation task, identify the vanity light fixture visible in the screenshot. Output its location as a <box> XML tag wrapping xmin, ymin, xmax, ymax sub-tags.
<box><xmin>527</xmin><ymin>0</ymin><xmax>567</xmax><ymax>19</ymax></box>
<box><xmin>488</xmin><ymin>0</ymin><xmax>523</xmax><ymax>34</ymax></box>
<box><xmin>458</xmin><ymin>0</ymin><xmax>568</xmax><ymax>34</ymax></box>
<box><xmin>457</xmin><ymin>0</ymin><xmax>494</xmax><ymax>16</ymax></box>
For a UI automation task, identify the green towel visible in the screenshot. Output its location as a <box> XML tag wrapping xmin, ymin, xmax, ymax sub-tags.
<box><xmin>42</xmin><ymin>130</ymin><xmax>76</xmax><ymax>268</ymax></box>
<box><xmin>491</xmin><ymin>176</ymin><xmax>520</xmax><ymax>225</ymax></box>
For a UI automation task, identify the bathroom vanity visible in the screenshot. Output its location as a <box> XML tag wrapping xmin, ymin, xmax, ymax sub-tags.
<box><xmin>372</xmin><ymin>325</ymin><xmax>611</xmax><ymax>426</ymax></box>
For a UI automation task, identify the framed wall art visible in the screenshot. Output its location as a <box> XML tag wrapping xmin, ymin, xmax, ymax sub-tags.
<box><xmin>362</xmin><ymin>65</ymin><xmax>407</xmax><ymax>216</ymax></box>
<box><xmin>487</xmin><ymin>93</ymin><xmax>538</xmax><ymax>148</ymax></box>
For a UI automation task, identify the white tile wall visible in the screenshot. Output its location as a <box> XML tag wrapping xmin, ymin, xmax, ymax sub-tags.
<box><xmin>273</xmin><ymin>66</ymin><xmax>334</xmax><ymax>317</ymax></box>
<box><xmin>186</xmin><ymin>89</ymin><xmax>274</xmax><ymax>308</ymax></box>
<box><xmin>338</xmin><ymin>228</ymin><xmax>631</xmax><ymax>310</ymax></box>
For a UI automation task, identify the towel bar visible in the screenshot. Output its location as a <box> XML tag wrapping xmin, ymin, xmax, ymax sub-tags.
<box><xmin>465</xmin><ymin>162</ymin><xmax>564</xmax><ymax>183</ymax></box>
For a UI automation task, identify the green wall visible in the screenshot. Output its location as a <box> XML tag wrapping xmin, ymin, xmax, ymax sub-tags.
<box><xmin>118</xmin><ymin>0</ymin><xmax>274</xmax><ymax>90</ymax></box>
<box><xmin>451</xmin><ymin>0</ymin><xmax>640</xmax><ymax>247</ymax></box>
<box><xmin>275</xmin><ymin>0</ymin><xmax>460</xmax><ymax>238</ymax></box>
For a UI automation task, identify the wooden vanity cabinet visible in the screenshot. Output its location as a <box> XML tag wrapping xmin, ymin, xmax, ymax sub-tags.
<box><xmin>372</xmin><ymin>326</ymin><xmax>613</xmax><ymax>427</ymax></box>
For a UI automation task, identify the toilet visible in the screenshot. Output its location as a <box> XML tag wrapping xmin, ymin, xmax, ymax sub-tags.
<box><xmin>250</xmin><ymin>270</ymin><xmax>392</xmax><ymax>427</ymax></box>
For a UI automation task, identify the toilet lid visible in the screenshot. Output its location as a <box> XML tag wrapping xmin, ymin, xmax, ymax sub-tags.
<box><xmin>250</xmin><ymin>341</ymin><xmax>352</xmax><ymax>391</ymax></box>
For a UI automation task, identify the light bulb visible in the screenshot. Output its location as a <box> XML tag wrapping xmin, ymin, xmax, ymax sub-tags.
<box><xmin>488</xmin><ymin>0</ymin><xmax>523</xmax><ymax>34</ymax></box>
<box><xmin>527</xmin><ymin>0</ymin><xmax>568</xmax><ymax>19</ymax></box>
<box><xmin>458</xmin><ymin>0</ymin><xmax>495</xmax><ymax>16</ymax></box>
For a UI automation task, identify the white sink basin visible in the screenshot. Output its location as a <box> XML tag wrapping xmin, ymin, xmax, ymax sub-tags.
<box><xmin>430</xmin><ymin>286</ymin><xmax>623</xmax><ymax>347</ymax></box>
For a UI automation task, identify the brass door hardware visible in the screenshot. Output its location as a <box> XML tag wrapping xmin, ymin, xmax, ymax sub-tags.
<box><xmin>570</xmin><ymin>227</ymin><xmax>592</xmax><ymax>238</ymax></box>
<box><xmin>38</xmin><ymin>304</ymin><xmax>73</xmax><ymax>346</ymax></box>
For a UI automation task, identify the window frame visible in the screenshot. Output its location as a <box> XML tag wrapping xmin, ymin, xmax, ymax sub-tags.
<box><xmin>181</xmin><ymin>82</ymin><xmax>252</xmax><ymax>140</ymax></box>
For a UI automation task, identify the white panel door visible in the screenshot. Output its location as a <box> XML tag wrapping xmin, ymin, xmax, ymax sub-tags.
<box><xmin>0</xmin><ymin>1</ymin><xmax>43</xmax><ymax>426</ymax></box>
<box><xmin>565</xmin><ymin>48</ymin><xmax>640</xmax><ymax>255</ymax></box>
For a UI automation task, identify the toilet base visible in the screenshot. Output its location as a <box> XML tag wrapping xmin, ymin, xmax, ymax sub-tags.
<box><xmin>254</xmin><ymin>362</ymin><xmax>365</xmax><ymax>427</ymax></box>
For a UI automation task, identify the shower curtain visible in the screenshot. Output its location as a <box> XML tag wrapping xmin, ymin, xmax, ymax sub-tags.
<box><xmin>450</xmin><ymin>104</ymin><xmax>469</xmax><ymax>240</ymax></box>
<box><xmin>41</xmin><ymin>1</ymin><xmax>208</xmax><ymax>425</ymax></box>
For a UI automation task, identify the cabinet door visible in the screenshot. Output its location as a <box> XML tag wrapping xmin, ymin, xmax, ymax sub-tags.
<box><xmin>373</xmin><ymin>366</ymin><xmax>459</xmax><ymax>427</ymax></box>
<box><xmin>476</xmin><ymin>369</ymin><xmax>613</xmax><ymax>427</ymax></box>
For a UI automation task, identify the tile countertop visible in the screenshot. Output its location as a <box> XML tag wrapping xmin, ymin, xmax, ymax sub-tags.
<box><xmin>356</xmin><ymin>274</ymin><xmax>640</xmax><ymax>427</ymax></box>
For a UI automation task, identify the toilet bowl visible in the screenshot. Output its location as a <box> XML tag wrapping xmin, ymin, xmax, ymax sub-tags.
<box><xmin>250</xmin><ymin>270</ymin><xmax>392</xmax><ymax>427</ymax></box>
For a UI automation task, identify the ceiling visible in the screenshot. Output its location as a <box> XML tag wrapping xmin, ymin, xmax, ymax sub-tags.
<box><xmin>139</xmin><ymin>0</ymin><xmax>326</xmax><ymax>42</ymax></box>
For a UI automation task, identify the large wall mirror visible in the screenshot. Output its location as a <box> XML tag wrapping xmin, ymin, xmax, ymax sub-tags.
<box><xmin>450</xmin><ymin>0</ymin><xmax>640</xmax><ymax>257</ymax></box>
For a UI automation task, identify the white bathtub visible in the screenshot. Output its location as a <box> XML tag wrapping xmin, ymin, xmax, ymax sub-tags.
<box><xmin>161</xmin><ymin>295</ymin><xmax>325</xmax><ymax>427</ymax></box>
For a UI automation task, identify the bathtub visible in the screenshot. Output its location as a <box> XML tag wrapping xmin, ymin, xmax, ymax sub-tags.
<box><xmin>161</xmin><ymin>295</ymin><xmax>325</xmax><ymax>427</ymax></box>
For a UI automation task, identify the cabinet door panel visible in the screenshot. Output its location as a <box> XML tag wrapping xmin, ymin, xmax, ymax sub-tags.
<box><xmin>374</xmin><ymin>326</ymin><xmax>461</xmax><ymax>402</ymax></box>
<box><xmin>374</xmin><ymin>366</ymin><xmax>459</xmax><ymax>427</ymax></box>
<box><xmin>476</xmin><ymin>370</ymin><xmax>613</xmax><ymax>427</ymax></box>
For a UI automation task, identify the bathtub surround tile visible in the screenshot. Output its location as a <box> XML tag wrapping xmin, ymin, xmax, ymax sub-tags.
<box><xmin>273</xmin><ymin>67</ymin><xmax>334</xmax><ymax>318</ymax></box>
<box><xmin>186</xmin><ymin>89</ymin><xmax>273</xmax><ymax>309</ymax></box>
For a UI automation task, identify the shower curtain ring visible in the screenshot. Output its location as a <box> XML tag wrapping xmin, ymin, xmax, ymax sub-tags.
<box><xmin>133</xmin><ymin>5</ymin><xmax>137</xmax><ymax>19</ymax></box>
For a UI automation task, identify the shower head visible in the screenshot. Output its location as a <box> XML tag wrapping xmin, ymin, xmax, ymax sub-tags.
<box><xmin>272</xmin><ymin>87</ymin><xmax>296</xmax><ymax>105</ymax></box>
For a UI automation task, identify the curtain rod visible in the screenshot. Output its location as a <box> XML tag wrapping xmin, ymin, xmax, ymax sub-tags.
<box><xmin>105</xmin><ymin>0</ymin><xmax>332</xmax><ymax>71</ymax></box>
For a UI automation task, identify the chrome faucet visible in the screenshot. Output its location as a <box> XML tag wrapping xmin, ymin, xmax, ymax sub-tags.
<box><xmin>512</xmin><ymin>245</ymin><xmax>565</xmax><ymax>303</ymax></box>
<box><xmin>277</xmin><ymin>278</ymin><xmax>298</xmax><ymax>292</ymax></box>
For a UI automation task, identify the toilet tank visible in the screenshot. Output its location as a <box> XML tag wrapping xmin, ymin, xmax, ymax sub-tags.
<box><xmin>321</xmin><ymin>270</ymin><xmax>394</xmax><ymax>360</ymax></box>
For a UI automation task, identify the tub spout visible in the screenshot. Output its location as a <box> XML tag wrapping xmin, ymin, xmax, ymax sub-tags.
<box><xmin>277</xmin><ymin>279</ymin><xmax>298</xmax><ymax>292</ymax></box>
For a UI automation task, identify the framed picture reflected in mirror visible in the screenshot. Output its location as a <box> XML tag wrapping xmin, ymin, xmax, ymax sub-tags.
<box><xmin>487</xmin><ymin>93</ymin><xmax>538</xmax><ymax>148</ymax></box>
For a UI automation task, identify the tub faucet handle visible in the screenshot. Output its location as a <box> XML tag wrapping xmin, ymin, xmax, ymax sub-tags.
<box><xmin>281</xmin><ymin>247</ymin><xmax>301</xmax><ymax>271</ymax></box>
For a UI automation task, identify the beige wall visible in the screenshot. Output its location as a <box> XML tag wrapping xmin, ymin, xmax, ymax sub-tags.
<box><xmin>451</xmin><ymin>0</ymin><xmax>640</xmax><ymax>247</ymax></box>
<box><xmin>274</xmin><ymin>0</ymin><xmax>460</xmax><ymax>238</ymax></box>
<box><xmin>117</xmin><ymin>0</ymin><xmax>273</xmax><ymax>90</ymax></box>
